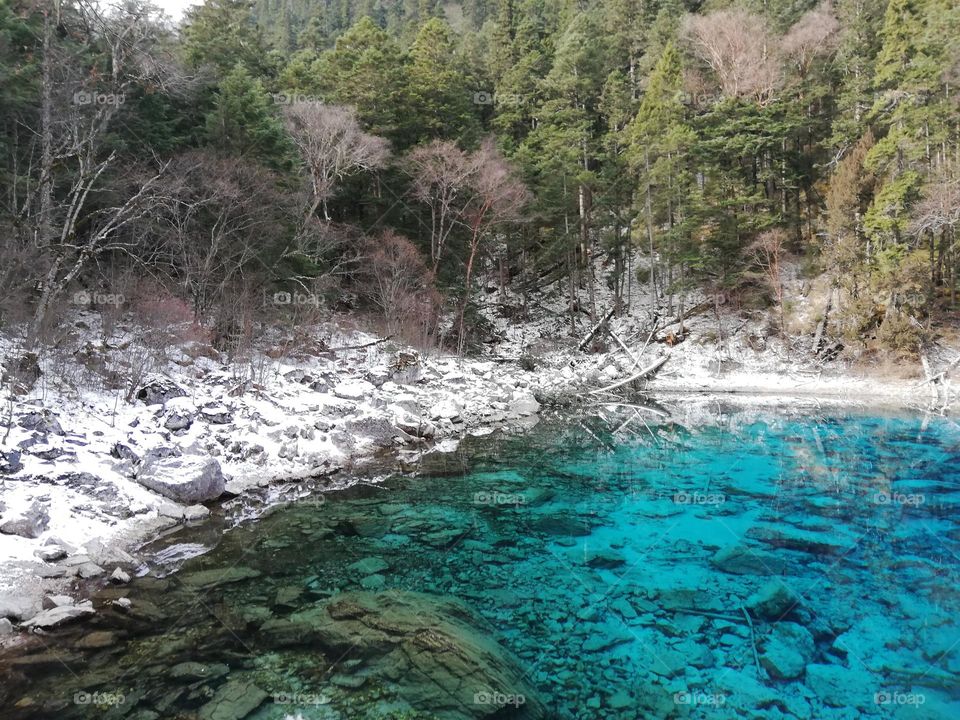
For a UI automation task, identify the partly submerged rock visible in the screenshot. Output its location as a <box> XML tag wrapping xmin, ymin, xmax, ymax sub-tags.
<box><xmin>21</xmin><ymin>600</ymin><xmax>95</xmax><ymax>629</ymax></box>
<box><xmin>259</xmin><ymin>590</ymin><xmax>546</xmax><ymax>719</ymax></box>
<box><xmin>135</xmin><ymin>455</ymin><xmax>224</xmax><ymax>503</ymax></box>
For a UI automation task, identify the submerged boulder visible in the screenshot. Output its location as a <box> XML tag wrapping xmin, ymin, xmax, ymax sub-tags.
<box><xmin>259</xmin><ymin>589</ymin><xmax>546</xmax><ymax>719</ymax></box>
<box><xmin>746</xmin><ymin>579</ymin><xmax>800</xmax><ymax>620</ymax></box>
<box><xmin>135</xmin><ymin>455</ymin><xmax>224</xmax><ymax>503</ymax></box>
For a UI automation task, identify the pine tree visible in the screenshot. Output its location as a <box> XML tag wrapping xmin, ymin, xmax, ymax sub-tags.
<box><xmin>205</xmin><ymin>63</ymin><xmax>291</xmax><ymax>166</ymax></box>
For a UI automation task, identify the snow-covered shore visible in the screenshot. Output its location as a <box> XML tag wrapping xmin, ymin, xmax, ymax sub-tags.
<box><xmin>0</xmin><ymin>300</ymin><xmax>954</xmax><ymax>636</ymax></box>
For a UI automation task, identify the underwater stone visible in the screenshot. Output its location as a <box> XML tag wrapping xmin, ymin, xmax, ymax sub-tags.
<box><xmin>804</xmin><ymin>663</ymin><xmax>875</xmax><ymax>710</ymax></box>
<box><xmin>711</xmin><ymin>544</ymin><xmax>786</xmax><ymax>575</ymax></box>
<box><xmin>198</xmin><ymin>679</ymin><xmax>267</xmax><ymax>720</ymax></box>
<box><xmin>178</xmin><ymin>566</ymin><xmax>261</xmax><ymax>590</ymax></box>
<box><xmin>746</xmin><ymin>579</ymin><xmax>800</xmax><ymax>620</ymax></box>
<box><xmin>260</xmin><ymin>589</ymin><xmax>546</xmax><ymax>719</ymax></box>
<box><xmin>169</xmin><ymin>662</ymin><xmax>230</xmax><ymax>681</ymax></box>
<box><xmin>347</xmin><ymin>557</ymin><xmax>389</xmax><ymax>576</ymax></box>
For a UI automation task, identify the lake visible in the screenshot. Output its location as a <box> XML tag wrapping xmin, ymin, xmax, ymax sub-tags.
<box><xmin>2</xmin><ymin>403</ymin><xmax>959</xmax><ymax>719</ymax></box>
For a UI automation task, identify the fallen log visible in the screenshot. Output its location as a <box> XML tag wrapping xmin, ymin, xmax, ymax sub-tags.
<box><xmin>577</xmin><ymin>307</ymin><xmax>616</xmax><ymax>352</ymax></box>
<box><xmin>589</xmin><ymin>354</ymin><xmax>669</xmax><ymax>395</ymax></box>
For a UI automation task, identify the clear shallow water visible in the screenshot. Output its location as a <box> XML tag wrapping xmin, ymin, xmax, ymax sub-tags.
<box><xmin>3</xmin><ymin>406</ymin><xmax>960</xmax><ymax>719</ymax></box>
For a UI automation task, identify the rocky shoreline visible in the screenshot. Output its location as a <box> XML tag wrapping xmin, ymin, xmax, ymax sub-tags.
<box><xmin>0</xmin><ymin>308</ymin><xmax>951</xmax><ymax>642</ymax></box>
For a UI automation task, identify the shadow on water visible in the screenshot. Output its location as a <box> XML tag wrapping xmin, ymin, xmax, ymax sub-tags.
<box><xmin>2</xmin><ymin>405</ymin><xmax>960</xmax><ymax>719</ymax></box>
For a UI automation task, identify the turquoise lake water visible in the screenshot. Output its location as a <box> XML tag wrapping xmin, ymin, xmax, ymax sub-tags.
<box><xmin>2</xmin><ymin>405</ymin><xmax>960</xmax><ymax>719</ymax></box>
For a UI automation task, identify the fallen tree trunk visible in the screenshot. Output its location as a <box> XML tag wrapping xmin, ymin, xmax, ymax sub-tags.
<box><xmin>589</xmin><ymin>354</ymin><xmax>669</xmax><ymax>395</ymax></box>
<box><xmin>578</xmin><ymin>307</ymin><xmax>617</xmax><ymax>352</ymax></box>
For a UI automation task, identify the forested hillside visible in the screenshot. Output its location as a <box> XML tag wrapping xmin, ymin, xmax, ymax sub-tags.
<box><xmin>1</xmin><ymin>0</ymin><xmax>958</xmax><ymax>364</ymax></box>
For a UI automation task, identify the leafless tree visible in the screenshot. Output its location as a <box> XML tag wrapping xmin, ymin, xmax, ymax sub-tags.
<box><xmin>361</xmin><ymin>230</ymin><xmax>442</xmax><ymax>347</ymax></box>
<box><xmin>684</xmin><ymin>9</ymin><xmax>781</xmax><ymax>103</ymax></box>
<box><xmin>150</xmin><ymin>151</ymin><xmax>285</xmax><ymax>324</ymax></box>
<box><xmin>406</xmin><ymin>140</ymin><xmax>474</xmax><ymax>274</ymax></box>
<box><xmin>749</xmin><ymin>229</ymin><xmax>788</xmax><ymax>336</ymax></box>
<box><xmin>283</xmin><ymin>102</ymin><xmax>390</xmax><ymax>221</ymax></box>
<box><xmin>783</xmin><ymin>2</ymin><xmax>841</xmax><ymax>77</ymax></box>
<box><xmin>456</xmin><ymin>139</ymin><xmax>529</xmax><ymax>354</ymax></box>
<box><xmin>21</xmin><ymin>0</ymin><xmax>184</xmax><ymax>346</ymax></box>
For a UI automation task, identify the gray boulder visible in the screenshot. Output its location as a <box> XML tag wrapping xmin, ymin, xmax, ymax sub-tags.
<box><xmin>136</xmin><ymin>375</ymin><xmax>186</xmax><ymax>406</ymax></box>
<box><xmin>18</xmin><ymin>411</ymin><xmax>64</xmax><ymax>435</ymax></box>
<box><xmin>0</xmin><ymin>500</ymin><xmax>50</xmax><ymax>539</ymax></box>
<box><xmin>0</xmin><ymin>591</ymin><xmax>43</xmax><ymax>621</ymax></box>
<box><xmin>21</xmin><ymin>601</ymin><xmax>95</xmax><ymax>629</ymax></box>
<box><xmin>136</xmin><ymin>455</ymin><xmax>224</xmax><ymax>503</ymax></box>
<box><xmin>0</xmin><ymin>450</ymin><xmax>22</xmax><ymax>474</ymax></box>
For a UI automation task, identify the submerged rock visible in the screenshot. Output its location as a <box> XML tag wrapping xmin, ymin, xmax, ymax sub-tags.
<box><xmin>746</xmin><ymin>579</ymin><xmax>800</xmax><ymax>620</ymax></box>
<box><xmin>711</xmin><ymin>543</ymin><xmax>786</xmax><ymax>575</ymax></box>
<box><xmin>178</xmin><ymin>566</ymin><xmax>261</xmax><ymax>590</ymax></box>
<box><xmin>198</xmin><ymin>679</ymin><xmax>267</xmax><ymax>720</ymax></box>
<box><xmin>259</xmin><ymin>589</ymin><xmax>546</xmax><ymax>719</ymax></box>
<box><xmin>805</xmin><ymin>663</ymin><xmax>875</xmax><ymax>710</ymax></box>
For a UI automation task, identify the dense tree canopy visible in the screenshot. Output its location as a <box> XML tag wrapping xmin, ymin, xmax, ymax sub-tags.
<box><xmin>1</xmin><ymin>0</ymin><xmax>958</xmax><ymax>355</ymax></box>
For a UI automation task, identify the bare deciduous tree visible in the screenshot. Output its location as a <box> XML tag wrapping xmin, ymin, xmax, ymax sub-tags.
<box><xmin>361</xmin><ymin>230</ymin><xmax>442</xmax><ymax>347</ymax></box>
<box><xmin>782</xmin><ymin>2</ymin><xmax>841</xmax><ymax>77</ymax></box>
<box><xmin>456</xmin><ymin>139</ymin><xmax>529</xmax><ymax>354</ymax></box>
<box><xmin>406</xmin><ymin>140</ymin><xmax>473</xmax><ymax>274</ymax></box>
<box><xmin>684</xmin><ymin>9</ymin><xmax>781</xmax><ymax>103</ymax></box>
<box><xmin>749</xmin><ymin>229</ymin><xmax>787</xmax><ymax>336</ymax></box>
<box><xmin>23</xmin><ymin>0</ymin><xmax>182</xmax><ymax>346</ymax></box>
<box><xmin>151</xmin><ymin>151</ymin><xmax>285</xmax><ymax>326</ymax></box>
<box><xmin>284</xmin><ymin>102</ymin><xmax>390</xmax><ymax>221</ymax></box>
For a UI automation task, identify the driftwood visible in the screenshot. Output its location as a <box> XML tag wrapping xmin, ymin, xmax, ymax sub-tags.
<box><xmin>326</xmin><ymin>335</ymin><xmax>395</xmax><ymax>352</ymax></box>
<box><xmin>920</xmin><ymin>354</ymin><xmax>960</xmax><ymax>386</ymax></box>
<box><xmin>589</xmin><ymin>355</ymin><xmax>669</xmax><ymax>395</ymax></box>
<box><xmin>589</xmin><ymin>401</ymin><xmax>671</xmax><ymax>418</ymax></box>
<box><xmin>741</xmin><ymin>605</ymin><xmax>766</xmax><ymax>679</ymax></box>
